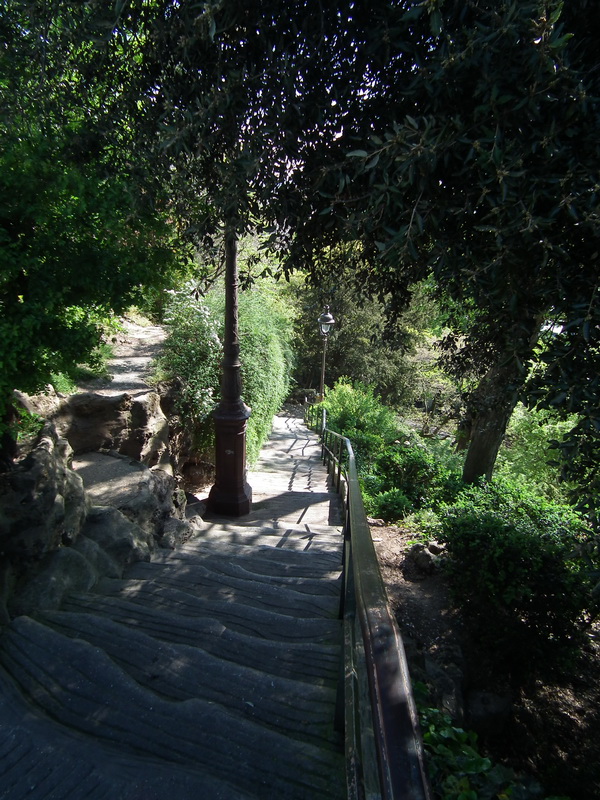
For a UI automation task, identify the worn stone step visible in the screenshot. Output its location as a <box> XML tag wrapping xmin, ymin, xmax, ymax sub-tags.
<box><xmin>1</xmin><ymin>616</ymin><xmax>345</xmax><ymax>799</ymax></box>
<box><xmin>94</xmin><ymin>578</ymin><xmax>341</xmax><ymax>640</ymax></box>
<box><xmin>217</xmin><ymin>495</ymin><xmax>342</xmax><ymax>527</ymax></box>
<box><xmin>171</xmin><ymin>545</ymin><xmax>342</xmax><ymax>582</ymax></box>
<box><xmin>39</xmin><ymin>609</ymin><xmax>341</xmax><ymax>751</ymax></box>
<box><xmin>61</xmin><ymin>593</ymin><xmax>340</xmax><ymax>686</ymax></box>
<box><xmin>169</xmin><ymin>534</ymin><xmax>343</xmax><ymax>565</ymax></box>
<box><xmin>120</xmin><ymin>561</ymin><xmax>339</xmax><ymax>619</ymax></box>
<box><xmin>136</xmin><ymin>548</ymin><xmax>341</xmax><ymax>595</ymax></box>
<box><xmin>0</xmin><ymin>655</ymin><xmax>254</xmax><ymax>800</ymax></box>
<box><xmin>194</xmin><ymin>523</ymin><xmax>343</xmax><ymax>553</ymax></box>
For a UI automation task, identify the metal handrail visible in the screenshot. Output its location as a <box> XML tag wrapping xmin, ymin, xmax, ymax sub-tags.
<box><xmin>305</xmin><ymin>403</ymin><xmax>431</xmax><ymax>800</ymax></box>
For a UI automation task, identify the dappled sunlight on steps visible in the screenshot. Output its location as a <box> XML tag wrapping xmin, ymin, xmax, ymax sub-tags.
<box><xmin>0</xmin><ymin>413</ymin><xmax>346</xmax><ymax>799</ymax></box>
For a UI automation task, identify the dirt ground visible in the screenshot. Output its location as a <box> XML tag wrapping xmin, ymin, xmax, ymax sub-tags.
<box><xmin>371</xmin><ymin>522</ymin><xmax>600</xmax><ymax>800</ymax></box>
<box><xmin>76</xmin><ymin>315</ymin><xmax>166</xmax><ymax>396</ymax></box>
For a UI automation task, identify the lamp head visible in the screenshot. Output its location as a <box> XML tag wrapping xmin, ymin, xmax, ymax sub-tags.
<box><xmin>318</xmin><ymin>305</ymin><xmax>335</xmax><ymax>336</ymax></box>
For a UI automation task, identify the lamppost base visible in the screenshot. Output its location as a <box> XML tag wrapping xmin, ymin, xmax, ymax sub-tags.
<box><xmin>207</xmin><ymin>401</ymin><xmax>252</xmax><ymax>517</ymax></box>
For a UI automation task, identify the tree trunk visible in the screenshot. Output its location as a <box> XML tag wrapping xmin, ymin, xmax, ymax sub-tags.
<box><xmin>460</xmin><ymin>315</ymin><xmax>544</xmax><ymax>484</ymax></box>
<box><xmin>461</xmin><ymin>361</ymin><xmax>522</xmax><ymax>484</ymax></box>
<box><xmin>462</xmin><ymin>396</ymin><xmax>517</xmax><ymax>483</ymax></box>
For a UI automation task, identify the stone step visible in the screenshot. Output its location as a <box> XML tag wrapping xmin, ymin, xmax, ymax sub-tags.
<box><xmin>217</xmin><ymin>494</ymin><xmax>342</xmax><ymax>529</ymax></box>
<box><xmin>61</xmin><ymin>593</ymin><xmax>340</xmax><ymax>686</ymax></box>
<box><xmin>0</xmin><ymin>669</ymin><xmax>248</xmax><ymax>800</ymax></box>
<box><xmin>133</xmin><ymin>537</ymin><xmax>342</xmax><ymax>582</ymax></box>
<box><xmin>0</xmin><ymin>616</ymin><xmax>345</xmax><ymax>799</ymax></box>
<box><xmin>167</xmin><ymin>543</ymin><xmax>343</xmax><ymax>582</ymax></box>
<box><xmin>39</xmin><ymin>609</ymin><xmax>340</xmax><ymax>751</ymax></box>
<box><xmin>188</xmin><ymin>525</ymin><xmax>343</xmax><ymax>554</ymax></box>
<box><xmin>119</xmin><ymin>560</ymin><xmax>340</xmax><ymax>618</ymax></box>
<box><xmin>179</xmin><ymin>551</ymin><xmax>342</xmax><ymax>594</ymax></box>
<box><xmin>94</xmin><ymin>578</ymin><xmax>342</xmax><ymax>639</ymax></box>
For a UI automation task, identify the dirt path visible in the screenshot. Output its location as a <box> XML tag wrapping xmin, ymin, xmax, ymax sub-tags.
<box><xmin>78</xmin><ymin>317</ymin><xmax>166</xmax><ymax>396</ymax></box>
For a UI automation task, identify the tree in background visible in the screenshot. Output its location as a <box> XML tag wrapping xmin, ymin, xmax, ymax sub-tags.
<box><xmin>287</xmin><ymin>265</ymin><xmax>440</xmax><ymax>409</ymax></box>
<box><xmin>288</xmin><ymin>0</ymin><xmax>600</xmax><ymax>515</ymax></box>
<box><xmin>0</xmin><ymin>2</ymin><xmax>190</xmax><ymax>450</ymax></box>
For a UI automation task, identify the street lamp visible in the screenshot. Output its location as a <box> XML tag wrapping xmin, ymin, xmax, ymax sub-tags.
<box><xmin>208</xmin><ymin>228</ymin><xmax>252</xmax><ymax>516</ymax></box>
<box><xmin>317</xmin><ymin>305</ymin><xmax>335</xmax><ymax>400</ymax></box>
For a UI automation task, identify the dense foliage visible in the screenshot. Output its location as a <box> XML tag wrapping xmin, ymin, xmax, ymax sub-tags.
<box><xmin>319</xmin><ymin>380</ymin><xmax>598</xmax><ymax>676</ymax></box>
<box><xmin>437</xmin><ymin>481</ymin><xmax>595</xmax><ymax>675</ymax></box>
<box><xmin>286</xmin><ymin>271</ymin><xmax>439</xmax><ymax>407</ymax></box>
<box><xmin>159</xmin><ymin>282</ymin><xmax>293</xmax><ymax>465</ymax></box>
<box><xmin>0</xmin><ymin>128</ymin><xmax>179</xmax><ymax>419</ymax></box>
<box><xmin>0</xmin><ymin>3</ymin><xmax>190</xmax><ymax>438</ymax></box>
<box><xmin>415</xmin><ymin>685</ymin><xmax>562</xmax><ymax>800</ymax></box>
<box><xmin>288</xmin><ymin>0</ymin><xmax>600</xmax><ymax>503</ymax></box>
<box><xmin>4</xmin><ymin>1</ymin><xmax>598</xmax><ymax>517</ymax></box>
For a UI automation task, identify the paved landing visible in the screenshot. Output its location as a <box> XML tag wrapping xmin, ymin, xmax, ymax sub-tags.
<box><xmin>0</xmin><ymin>411</ymin><xmax>345</xmax><ymax>800</ymax></box>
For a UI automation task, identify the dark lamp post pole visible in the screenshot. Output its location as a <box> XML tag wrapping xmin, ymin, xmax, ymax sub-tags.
<box><xmin>208</xmin><ymin>228</ymin><xmax>252</xmax><ymax>516</ymax></box>
<box><xmin>318</xmin><ymin>305</ymin><xmax>335</xmax><ymax>401</ymax></box>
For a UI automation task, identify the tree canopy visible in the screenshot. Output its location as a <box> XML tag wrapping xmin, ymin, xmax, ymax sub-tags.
<box><xmin>0</xmin><ymin>1</ymin><xmax>189</xmax><ymax>432</ymax></box>
<box><xmin>3</xmin><ymin>0</ymin><xmax>598</xmax><ymax>521</ymax></box>
<box><xmin>286</xmin><ymin>0</ymin><xmax>600</xmax><ymax>513</ymax></box>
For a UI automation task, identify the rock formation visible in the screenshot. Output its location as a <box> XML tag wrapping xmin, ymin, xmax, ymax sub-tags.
<box><xmin>0</xmin><ymin>387</ymin><xmax>203</xmax><ymax>623</ymax></box>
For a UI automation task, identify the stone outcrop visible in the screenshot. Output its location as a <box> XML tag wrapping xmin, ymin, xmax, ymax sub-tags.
<box><xmin>0</xmin><ymin>424</ymin><xmax>88</xmax><ymax>562</ymax></box>
<box><xmin>25</xmin><ymin>389</ymin><xmax>171</xmax><ymax>469</ymax></box>
<box><xmin>1</xmin><ymin>386</ymin><xmax>203</xmax><ymax>623</ymax></box>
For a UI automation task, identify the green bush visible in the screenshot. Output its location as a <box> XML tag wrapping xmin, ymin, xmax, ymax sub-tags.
<box><xmin>159</xmin><ymin>286</ymin><xmax>222</xmax><ymax>452</ymax></box>
<box><xmin>415</xmin><ymin>684</ymin><xmax>565</xmax><ymax>800</ymax></box>
<box><xmin>373</xmin><ymin>440</ymin><xmax>464</xmax><ymax>514</ymax></box>
<box><xmin>235</xmin><ymin>291</ymin><xmax>293</xmax><ymax>463</ymax></box>
<box><xmin>322</xmin><ymin>379</ymin><xmax>401</xmax><ymax>471</ymax></box>
<box><xmin>496</xmin><ymin>403</ymin><xmax>577</xmax><ymax>501</ymax></box>
<box><xmin>438</xmin><ymin>480</ymin><xmax>595</xmax><ymax>673</ymax></box>
<box><xmin>159</xmin><ymin>282</ymin><xmax>293</xmax><ymax>465</ymax></box>
<box><xmin>365</xmin><ymin>488</ymin><xmax>413</xmax><ymax>521</ymax></box>
<box><xmin>376</xmin><ymin>444</ymin><xmax>437</xmax><ymax>504</ymax></box>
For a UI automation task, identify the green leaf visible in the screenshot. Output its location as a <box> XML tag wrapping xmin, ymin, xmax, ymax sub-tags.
<box><xmin>402</xmin><ymin>6</ymin><xmax>424</xmax><ymax>22</ymax></box>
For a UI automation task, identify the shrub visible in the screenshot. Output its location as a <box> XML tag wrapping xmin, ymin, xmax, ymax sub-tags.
<box><xmin>495</xmin><ymin>403</ymin><xmax>577</xmax><ymax>501</ymax></box>
<box><xmin>376</xmin><ymin>444</ymin><xmax>437</xmax><ymax>504</ymax></box>
<box><xmin>159</xmin><ymin>286</ymin><xmax>222</xmax><ymax>452</ymax></box>
<box><xmin>374</xmin><ymin>440</ymin><xmax>464</xmax><ymax>511</ymax></box>
<box><xmin>438</xmin><ymin>479</ymin><xmax>595</xmax><ymax>674</ymax></box>
<box><xmin>343</xmin><ymin>428</ymin><xmax>389</xmax><ymax>474</ymax></box>
<box><xmin>415</xmin><ymin>684</ymin><xmax>564</xmax><ymax>800</ymax></box>
<box><xmin>366</xmin><ymin>488</ymin><xmax>413</xmax><ymax>521</ymax></box>
<box><xmin>322</xmin><ymin>379</ymin><xmax>401</xmax><ymax>472</ymax></box>
<box><xmin>160</xmin><ymin>282</ymin><xmax>293</xmax><ymax>465</ymax></box>
<box><xmin>235</xmin><ymin>291</ymin><xmax>293</xmax><ymax>463</ymax></box>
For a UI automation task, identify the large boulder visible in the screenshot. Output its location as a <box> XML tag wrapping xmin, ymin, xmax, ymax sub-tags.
<box><xmin>1</xmin><ymin>385</ymin><xmax>203</xmax><ymax>622</ymax></box>
<box><xmin>71</xmin><ymin>450</ymin><xmax>185</xmax><ymax>539</ymax></box>
<box><xmin>0</xmin><ymin>424</ymin><xmax>88</xmax><ymax>562</ymax></box>
<box><xmin>31</xmin><ymin>390</ymin><xmax>171</xmax><ymax>469</ymax></box>
<box><xmin>9</xmin><ymin>505</ymin><xmax>155</xmax><ymax>616</ymax></box>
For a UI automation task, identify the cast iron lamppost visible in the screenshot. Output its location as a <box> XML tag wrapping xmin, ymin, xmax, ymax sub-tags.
<box><xmin>208</xmin><ymin>229</ymin><xmax>252</xmax><ymax>516</ymax></box>
<box><xmin>318</xmin><ymin>305</ymin><xmax>335</xmax><ymax>401</ymax></box>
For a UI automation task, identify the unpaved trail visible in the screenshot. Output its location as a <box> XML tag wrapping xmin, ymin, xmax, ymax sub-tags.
<box><xmin>78</xmin><ymin>317</ymin><xmax>166</xmax><ymax>396</ymax></box>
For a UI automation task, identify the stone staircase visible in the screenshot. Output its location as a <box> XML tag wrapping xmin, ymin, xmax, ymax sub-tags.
<box><xmin>0</xmin><ymin>413</ymin><xmax>346</xmax><ymax>799</ymax></box>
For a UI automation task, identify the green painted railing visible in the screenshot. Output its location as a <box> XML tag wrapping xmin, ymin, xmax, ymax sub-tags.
<box><xmin>305</xmin><ymin>403</ymin><xmax>431</xmax><ymax>800</ymax></box>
